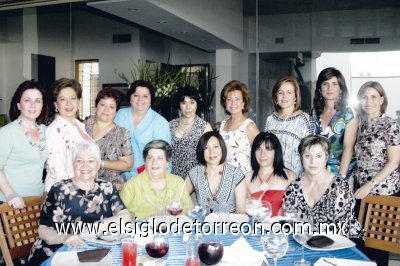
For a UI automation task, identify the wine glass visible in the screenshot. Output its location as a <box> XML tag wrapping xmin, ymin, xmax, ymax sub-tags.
<box><xmin>145</xmin><ymin>233</ymin><xmax>169</xmax><ymax>265</ymax></box>
<box><xmin>188</xmin><ymin>204</ymin><xmax>208</xmax><ymax>221</ymax></box>
<box><xmin>261</xmin><ymin>234</ymin><xmax>289</xmax><ymax>266</ymax></box>
<box><xmin>293</xmin><ymin>219</ymin><xmax>313</xmax><ymax>266</ymax></box>
<box><xmin>166</xmin><ymin>198</ymin><xmax>183</xmax><ymax>216</ymax></box>
<box><xmin>253</xmin><ymin>200</ymin><xmax>272</xmax><ymax>222</ymax></box>
<box><xmin>198</xmin><ymin>241</ymin><xmax>224</xmax><ymax>265</ymax></box>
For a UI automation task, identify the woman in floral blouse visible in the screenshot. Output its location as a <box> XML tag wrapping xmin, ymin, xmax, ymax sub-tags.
<box><xmin>28</xmin><ymin>141</ymin><xmax>131</xmax><ymax>265</ymax></box>
<box><xmin>354</xmin><ymin>81</ymin><xmax>400</xmax><ymax>199</ymax></box>
<box><xmin>284</xmin><ymin>135</ymin><xmax>363</xmax><ymax>239</ymax></box>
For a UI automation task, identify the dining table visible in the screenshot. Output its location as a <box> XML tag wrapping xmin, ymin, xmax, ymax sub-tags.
<box><xmin>41</xmin><ymin>225</ymin><xmax>371</xmax><ymax>266</ymax></box>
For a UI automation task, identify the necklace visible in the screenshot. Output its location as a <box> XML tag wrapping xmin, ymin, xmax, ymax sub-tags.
<box><xmin>17</xmin><ymin>117</ymin><xmax>46</xmax><ymax>157</ymax></box>
<box><xmin>258</xmin><ymin>171</ymin><xmax>274</xmax><ymax>191</ymax></box>
<box><xmin>176</xmin><ymin>117</ymin><xmax>196</xmax><ymax>136</ymax></box>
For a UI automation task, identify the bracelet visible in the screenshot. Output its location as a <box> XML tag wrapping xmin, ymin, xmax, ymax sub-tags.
<box><xmin>371</xmin><ymin>180</ymin><xmax>378</xmax><ymax>186</ymax></box>
<box><xmin>340</xmin><ymin>174</ymin><xmax>347</xmax><ymax>179</ymax></box>
<box><xmin>101</xmin><ymin>160</ymin><xmax>105</xmax><ymax>168</ymax></box>
<box><xmin>5</xmin><ymin>193</ymin><xmax>17</xmax><ymax>202</ymax></box>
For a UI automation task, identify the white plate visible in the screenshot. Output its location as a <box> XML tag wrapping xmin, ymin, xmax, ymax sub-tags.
<box><xmin>294</xmin><ymin>234</ymin><xmax>355</xmax><ymax>251</ymax></box>
<box><xmin>81</xmin><ymin>234</ymin><xmax>121</xmax><ymax>245</ymax></box>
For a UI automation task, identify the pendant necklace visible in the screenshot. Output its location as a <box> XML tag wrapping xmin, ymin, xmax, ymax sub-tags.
<box><xmin>258</xmin><ymin>171</ymin><xmax>274</xmax><ymax>191</ymax></box>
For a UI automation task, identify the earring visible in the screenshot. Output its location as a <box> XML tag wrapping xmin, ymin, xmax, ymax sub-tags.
<box><xmin>55</xmin><ymin>107</ymin><xmax>58</xmax><ymax>113</ymax></box>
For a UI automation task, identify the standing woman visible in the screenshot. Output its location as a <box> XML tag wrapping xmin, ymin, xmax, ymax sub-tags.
<box><xmin>354</xmin><ymin>81</ymin><xmax>400</xmax><ymax>199</ymax></box>
<box><xmin>264</xmin><ymin>76</ymin><xmax>313</xmax><ymax>175</ymax></box>
<box><xmin>45</xmin><ymin>78</ymin><xmax>92</xmax><ymax>192</ymax></box>
<box><xmin>169</xmin><ymin>86</ymin><xmax>212</xmax><ymax>178</ymax></box>
<box><xmin>114</xmin><ymin>80</ymin><xmax>171</xmax><ymax>178</ymax></box>
<box><xmin>85</xmin><ymin>89</ymin><xmax>133</xmax><ymax>189</ymax></box>
<box><xmin>0</xmin><ymin>80</ymin><xmax>48</xmax><ymax>208</ymax></box>
<box><xmin>219</xmin><ymin>80</ymin><xmax>259</xmax><ymax>174</ymax></box>
<box><xmin>310</xmin><ymin>67</ymin><xmax>357</xmax><ymax>178</ymax></box>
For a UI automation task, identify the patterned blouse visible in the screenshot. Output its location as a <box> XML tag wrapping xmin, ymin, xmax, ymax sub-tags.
<box><xmin>188</xmin><ymin>164</ymin><xmax>244</xmax><ymax>213</ymax></box>
<box><xmin>86</xmin><ymin>124</ymin><xmax>133</xmax><ymax>184</ymax></box>
<box><xmin>219</xmin><ymin>118</ymin><xmax>255</xmax><ymax>174</ymax></box>
<box><xmin>310</xmin><ymin>107</ymin><xmax>356</xmax><ymax>176</ymax></box>
<box><xmin>45</xmin><ymin>115</ymin><xmax>93</xmax><ymax>191</ymax></box>
<box><xmin>284</xmin><ymin>175</ymin><xmax>363</xmax><ymax>238</ymax></box>
<box><xmin>28</xmin><ymin>179</ymin><xmax>126</xmax><ymax>264</ymax></box>
<box><xmin>354</xmin><ymin>114</ymin><xmax>400</xmax><ymax>195</ymax></box>
<box><xmin>264</xmin><ymin>112</ymin><xmax>313</xmax><ymax>175</ymax></box>
<box><xmin>169</xmin><ymin>116</ymin><xmax>207</xmax><ymax>178</ymax></box>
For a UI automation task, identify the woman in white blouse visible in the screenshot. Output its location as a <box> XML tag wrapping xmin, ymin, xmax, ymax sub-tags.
<box><xmin>45</xmin><ymin>78</ymin><xmax>92</xmax><ymax>191</ymax></box>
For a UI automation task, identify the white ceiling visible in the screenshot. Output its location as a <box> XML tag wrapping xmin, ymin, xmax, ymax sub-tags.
<box><xmin>88</xmin><ymin>0</ymin><xmax>237</xmax><ymax>52</ymax></box>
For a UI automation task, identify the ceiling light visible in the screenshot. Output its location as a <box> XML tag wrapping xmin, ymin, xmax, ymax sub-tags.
<box><xmin>179</xmin><ymin>31</ymin><xmax>188</xmax><ymax>34</ymax></box>
<box><xmin>128</xmin><ymin>8</ymin><xmax>138</xmax><ymax>12</ymax></box>
<box><xmin>157</xmin><ymin>21</ymin><xmax>167</xmax><ymax>24</ymax></box>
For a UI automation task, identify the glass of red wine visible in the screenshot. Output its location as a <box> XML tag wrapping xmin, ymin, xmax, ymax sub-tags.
<box><xmin>166</xmin><ymin>198</ymin><xmax>183</xmax><ymax>216</ymax></box>
<box><xmin>145</xmin><ymin>233</ymin><xmax>169</xmax><ymax>264</ymax></box>
<box><xmin>198</xmin><ymin>241</ymin><xmax>224</xmax><ymax>265</ymax></box>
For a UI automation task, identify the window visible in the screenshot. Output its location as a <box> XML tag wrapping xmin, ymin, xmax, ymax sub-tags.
<box><xmin>75</xmin><ymin>60</ymin><xmax>99</xmax><ymax>119</ymax></box>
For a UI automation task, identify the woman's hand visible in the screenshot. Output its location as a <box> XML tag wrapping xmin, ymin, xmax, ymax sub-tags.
<box><xmin>7</xmin><ymin>194</ymin><xmax>25</xmax><ymax>209</ymax></box>
<box><xmin>63</xmin><ymin>235</ymin><xmax>86</xmax><ymax>248</ymax></box>
<box><xmin>354</xmin><ymin>181</ymin><xmax>374</xmax><ymax>199</ymax></box>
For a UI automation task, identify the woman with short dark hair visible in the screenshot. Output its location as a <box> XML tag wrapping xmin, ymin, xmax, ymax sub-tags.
<box><xmin>114</xmin><ymin>80</ymin><xmax>171</xmax><ymax>178</ymax></box>
<box><xmin>186</xmin><ymin>131</ymin><xmax>247</xmax><ymax>213</ymax></box>
<box><xmin>85</xmin><ymin>88</ymin><xmax>133</xmax><ymax>190</ymax></box>
<box><xmin>169</xmin><ymin>86</ymin><xmax>212</xmax><ymax>178</ymax></box>
<box><xmin>0</xmin><ymin>80</ymin><xmax>48</xmax><ymax>208</ymax></box>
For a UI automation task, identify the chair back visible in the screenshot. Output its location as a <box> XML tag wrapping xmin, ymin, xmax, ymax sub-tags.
<box><xmin>0</xmin><ymin>196</ymin><xmax>43</xmax><ymax>266</ymax></box>
<box><xmin>358</xmin><ymin>195</ymin><xmax>400</xmax><ymax>254</ymax></box>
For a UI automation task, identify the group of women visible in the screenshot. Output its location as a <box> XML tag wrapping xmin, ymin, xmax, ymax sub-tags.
<box><xmin>0</xmin><ymin>66</ymin><xmax>398</xmax><ymax>265</ymax></box>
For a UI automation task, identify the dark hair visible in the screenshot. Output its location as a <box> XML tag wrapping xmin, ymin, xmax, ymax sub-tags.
<box><xmin>272</xmin><ymin>76</ymin><xmax>301</xmax><ymax>112</ymax></box>
<box><xmin>356</xmin><ymin>81</ymin><xmax>388</xmax><ymax>117</ymax></box>
<box><xmin>176</xmin><ymin>86</ymin><xmax>200</xmax><ymax>107</ymax></box>
<box><xmin>220</xmin><ymin>80</ymin><xmax>251</xmax><ymax>115</ymax></box>
<box><xmin>52</xmin><ymin>78</ymin><xmax>82</xmax><ymax>100</ymax></box>
<box><xmin>313</xmin><ymin>67</ymin><xmax>348</xmax><ymax>115</ymax></box>
<box><xmin>298</xmin><ymin>135</ymin><xmax>331</xmax><ymax>164</ymax></box>
<box><xmin>143</xmin><ymin>139</ymin><xmax>172</xmax><ymax>161</ymax></box>
<box><xmin>196</xmin><ymin>131</ymin><xmax>227</xmax><ymax>166</ymax></box>
<box><xmin>127</xmin><ymin>80</ymin><xmax>156</xmax><ymax>105</ymax></box>
<box><xmin>9</xmin><ymin>80</ymin><xmax>48</xmax><ymax>124</ymax></box>
<box><xmin>95</xmin><ymin>88</ymin><xmax>122</xmax><ymax>111</ymax></box>
<box><xmin>250</xmin><ymin>132</ymin><xmax>288</xmax><ymax>182</ymax></box>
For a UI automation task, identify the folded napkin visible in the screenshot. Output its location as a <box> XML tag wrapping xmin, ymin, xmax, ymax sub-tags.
<box><xmin>217</xmin><ymin>237</ymin><xmax>264</xmax><ymax>265</ymax></box>
<box><xmin>137</xmin><ymin>255</ymin><xmax>166</xmax><ymax>266</ymax></box>
<box><xmin>315</xmin><ymin>258</ymin><xmax>377</xmax><ymax>266</ymax></box>
<box><xmin>51</xmin><ymin>250</ymin><xmax>112</xmax><ymax>266</ymax></box>
<box><xmin>204</xmin><ymin>213</ymin><xmax>249</xmax><ymax>224</ymax></box>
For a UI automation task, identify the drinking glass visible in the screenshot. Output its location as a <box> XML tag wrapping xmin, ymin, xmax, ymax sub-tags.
<box><xmin>145</xmin><ymin>233</ymin><xmax>169</xmax><ymax>265</ymax></box>
<box><xmin>261</xmin><ymin>234</ymin><xmax>289</xmax><ymax>266</ymax></box>
<box><xmin>293</xmin><ymin>219</ymin><xmax>313</xmax><ymax>266</ymax></box>
<box><xmin>188</xmin><ymin>204</ymin><xmax>208</xmax><ymax>221</ymax></box>
<box><xmin>166</xmin><ymin>198</ymin><xmax>183</xmax><ymax>216</ymax></box>
<box><xmin>185</xmin><ymin>238</ymin><xmax>201</xmax><ymax>266</ymax></box>
<box><xmin>253</xmin><ymin>200</ymin><xmax>272</xmax><ymax>222</ymax></box>
<box><xmin>121</xmin><ymin>237</ymin><xmax>137</xmax><ymax>266</ymax></box>
<box><xmin>198</xmin><ymin>241</ymin><xmax>224</xmax><ymax>265</ymax></box>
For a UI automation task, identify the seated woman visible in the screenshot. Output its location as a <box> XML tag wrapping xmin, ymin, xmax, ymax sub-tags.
<box><xmin>186</xmin><ymin>131</ymin><xmax>247</xmax><ymax>214</ymax></box>
<box><xmin>120</xmin><ymin>140</ymin><xmax>193</xmax><ymax>220</ymax></box>
<box><xmin>245</xmin><ymin>132</ymin><xmax>296</xmax><ymax>216</ymax></box>
<box><xmin>86</xmin><ymin>88</ymin><xmax>133</xmax><ymax>190</ymax></box>
<box><xmin>283</xmin><ymin>135</ymin><xmax>362</xmax><ymax>238</ymax></box>
<box><xmin>28</xmin><ymin>141</ymin><xmax>131</xmax><ymax>265</ymax></box>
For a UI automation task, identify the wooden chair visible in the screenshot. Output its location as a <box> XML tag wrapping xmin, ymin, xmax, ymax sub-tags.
<box><xmin>358</xmin><ymin>195</ymin><xmax>400</xmax><ymax>254</ymax></box>
<box><xmin>0</xmin><ymin>196</ymin><xmax>43</xmax><ymax>266</ymax></box>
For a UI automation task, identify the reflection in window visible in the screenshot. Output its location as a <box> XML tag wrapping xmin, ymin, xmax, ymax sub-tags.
<box><xmin>75</xmin><ymin>60</ymin><xmax>99</xmax><ymax>119</ymax></box>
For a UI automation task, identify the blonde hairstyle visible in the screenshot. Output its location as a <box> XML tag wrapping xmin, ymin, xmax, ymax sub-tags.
<box><xmin>272</xmin><ymin>76</ymin><xmax>301</xmax><ymax>112</ymax></box>
<box><xmin>220</xmin><ymin>80</ymin><xmax>251</xmax><ymax>114</ymax></box>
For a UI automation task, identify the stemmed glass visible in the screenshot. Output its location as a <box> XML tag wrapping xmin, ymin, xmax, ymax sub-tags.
<box><xmin>253</xmin><ymin>200</ymin><xmax>272</xmax><ymax>222</ymax></box>
<box><xmin>293</xmin><ymin>219</ymin><xmax>313</xmax><ymax>266</ymax></box>
<box><xmin>166</xmin><ymin>198</ymin><xmax>183</xmax><ymax>216</ymax></box>
<box><xmin>188</xmin><ymin>204</ymin><xmax>208</xmax><ymax>221</ymax></box>
<box><xmin>198</xmin><ymin>241</ymin><xmax>224</xmax><ymax>265</ymax></box>
<box><xmin>145</xmin><ymin>233</ymin><xmax>169</xmax><ymax>265</ymax></box>
<box><xmin>262</xmin><ymin>233</ymin><xmax>289</xmax><ymax>266</ymax></box>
